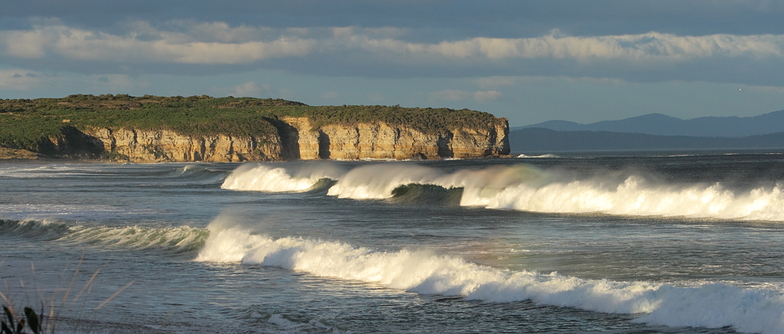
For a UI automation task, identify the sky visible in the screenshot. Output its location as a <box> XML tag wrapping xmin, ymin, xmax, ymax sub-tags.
<box><xmin>2</xmin><ymin>0</ymin><xmax>784</xmax><ymax>126</ymax></box>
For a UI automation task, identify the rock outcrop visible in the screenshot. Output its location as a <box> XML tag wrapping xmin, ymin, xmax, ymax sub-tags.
<box><xmin>85</xmin><ymin>128</ymin><xmax>282</xmax><ymax>163</ymax></box>
<box><xmin>281</xmin><ymin>117</ymin><xmax>508</xmax><ymax>160</ymax></box>
<box><xmin>76</xmin><ymin>117</ymin><xmax>509</xmax><ymax>162</ymax></box>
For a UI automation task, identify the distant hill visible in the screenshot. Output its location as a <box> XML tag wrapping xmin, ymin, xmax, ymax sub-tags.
<box><xmin>519</xmin><ymin>110</ymin><xmax>784</xmax><ymax>137</ymax></box>
<box><xmin>510</xmin><ymin>128</ymin><xmax>784</xmax><ymax>152</ymax></box>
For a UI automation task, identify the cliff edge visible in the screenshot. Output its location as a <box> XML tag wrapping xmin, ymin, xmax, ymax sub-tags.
<box><xmin>0</xmin><ymin>95</ymin><xmax>509</xmax><ymax>162</ymax></box>
<box><xmin>81</xmin><ymin>117</ymin><xmax>508</xmax><ymax>162</ymax></box>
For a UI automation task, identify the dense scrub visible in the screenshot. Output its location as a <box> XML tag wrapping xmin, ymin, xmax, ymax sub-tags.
<box><xmin>0</xmin><ymin>94</ymin><xmax>501</xmax><ymax>154</ymax></box>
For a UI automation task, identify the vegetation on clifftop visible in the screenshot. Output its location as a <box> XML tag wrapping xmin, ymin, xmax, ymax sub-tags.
<box><xmin>0</xmin><ymin>94</ymin><xmax>503</xmax><ymax>155</ymax></box>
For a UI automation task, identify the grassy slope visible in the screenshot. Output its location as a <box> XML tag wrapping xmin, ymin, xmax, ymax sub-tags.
<box><xmin>0</xmin><ymin>94</ymin><xmax>501</xmax><ymax>154</ymax></box>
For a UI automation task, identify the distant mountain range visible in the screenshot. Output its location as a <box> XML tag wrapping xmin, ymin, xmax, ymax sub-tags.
<box><xmin>510</xmin><ymin>109</ymin><xmax>784</xmax><ymax>152</ymax></box>
<box><xmin>510</xmin><ymin>128</ymin><xmax>784</xmax><ymax>152</ymax></box>
<box><xmin>518</xmin><ymin>109</ymin><xmax>784</xmax><ymax>138</ymax></box>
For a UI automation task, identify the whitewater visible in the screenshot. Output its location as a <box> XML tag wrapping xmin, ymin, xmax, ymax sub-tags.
<box><xmin>3</xmin><ymin>152</ymin><xmax>784</xmax><ymax>333</ymax></box>
<box><xmin>222</xmin><ymin>160</ymin><xmax>784</xmax><ymax>221</ymax></box>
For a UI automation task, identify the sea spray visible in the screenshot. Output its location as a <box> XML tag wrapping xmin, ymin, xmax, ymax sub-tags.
<box><xmin>327</xmin><ymin>164</ymin><xmax>443</xmax><ymax>199</ymax></box>
<box><xmin>462</xmin><ymin>175</ymin><xmax>784</xmax><ymax>220</ymax></box>
<box><xmin>196</xmin><ymin>222</ymin><xmax>784</xmax><ymax>334</ymax></box>
<box><xmin>223</xmin><ymin>162</ymin><xmax>784</xmax><ymax>221</ymax></box>
<box><xmin>222</xmin><ymin>162</ymin><xmax>345</xmax><ymax>192</ymax></box>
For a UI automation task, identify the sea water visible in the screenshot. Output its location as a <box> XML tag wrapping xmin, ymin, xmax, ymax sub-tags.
<box><xmin>2</xmin><ymin>151</ymin><xmax>784</xmax><ymax>333</ymax></box>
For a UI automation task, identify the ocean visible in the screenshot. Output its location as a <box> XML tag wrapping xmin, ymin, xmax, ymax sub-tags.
<box><xmin>2</xmin><ymin>151</ymin><xmax>784</xmax><ymax>333</ymax></box>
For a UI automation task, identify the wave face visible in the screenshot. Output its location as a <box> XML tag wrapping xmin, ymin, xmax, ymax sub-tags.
<box><xmin>389</xmin><ymin>184</ymin><xmax>463</xmax><ymax>206</ymax></box>
<box><xmin>0</xmin><ymin>219</ymin><xmax>208</xmax><ymax>253</ymax></box>
<box><xmin>196</xmin><ymin>222</ymin><xmax>784</xmax><ymax>334</ymax></box>
<box><xmin>223</xmin><ymin>162</ymin><xmax>784</xmax><ymax>221</ymax></box>
<box><xmin>0</xmin><ymin>219</ymin><xmax>72</xmax><ymax>239</ymax></box>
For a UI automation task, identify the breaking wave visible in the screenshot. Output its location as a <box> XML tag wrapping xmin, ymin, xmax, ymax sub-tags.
<box><xmin>0</xmin><ymin>219</ymin><xmax>72</xmax><ymax>239</ymax></box>
<box><xmin>196</xmin><ymin>222</ymin><xmax>784</xmax><ymax>334</ymax></box>
<box><xmin>0</xmin><ymin>219</ymin><xmax>208</xmax><ymax>253</ymax></box>
<box><xmin>517</xmin><ymin>154</ymin><xmax>560</xmax><ymax>158</ymax></box>
<box><xmin>222</xmin><ymin>163</ymin><xmax>344</xmax><ymax>193</ymax></box>
<box><xmin>223</xmin><ymin>162</ymin><xmax>784</xmax><ymax>221</ymax></box>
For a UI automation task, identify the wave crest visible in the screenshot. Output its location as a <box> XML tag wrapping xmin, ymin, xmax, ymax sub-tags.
<box><xmin>0</xmin><ymin>219</ymin><xmax>208</xmax><ymax>253</ymax></box>
<box><xmin>221</xmin><ymin>163</ymin><xmax>343</xmax><ymax>193</ymax></box>
<box><xmin>0</xmin><ymin>219</ymin><xmax>71</xmax><ymax>239</ymax></box>
<box><xmin>61</xmin><ymin>225</ymin><xmax>209</xmax><ymax>253</ymax></box>
<box><xmin>462</xmin><ymin>175</ymin><xmax>784</xmax><ymax>221</ymax></box>
<box><xmin>221</xmin><ymin>162</ymin><xmax>784</xmax><ymax>221</ymax></box>
<box><xmin>196</xmin><ymin>223</ymin><xmax>784</xmax><ymax>333</ymax></box>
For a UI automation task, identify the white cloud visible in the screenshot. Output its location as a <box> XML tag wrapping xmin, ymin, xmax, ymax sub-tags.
<box><xmin>376</xmin><ymin>32</ymin><xmax>784</xmax><ymax>61</ymax></box>
<box><xmin>473</xmin><ymin>90</ymin><xmax>502</xmax><ymax>102</ymax></box>
<box><xmin>3</xmin><ymin>30</ymin><xmax>50</xmax><ymax>58</ymax></box>
<box><xmin>0</xmin><ymin>23</ymin><xmax>315</xmax><ymax>64</ymax></box>
<box><xmin>1</xmin><ymin>20</ymin><xmax>783</xmax><ymax>87</ymax></box>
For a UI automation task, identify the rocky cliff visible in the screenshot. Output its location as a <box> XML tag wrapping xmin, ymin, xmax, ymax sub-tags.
<box><xmin>84</xmin><ymin>127</ymin><xmax>282</xmax><ymax>163</ymax></box>
<box><xmin>78</xmin><ymin>117</ymin><xmax>509</xmax><ymax>162</ymax></box>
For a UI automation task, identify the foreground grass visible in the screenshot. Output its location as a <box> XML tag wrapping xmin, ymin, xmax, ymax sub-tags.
<box><xmin>1</xmin><ymin>260</ymin><xmax>134</xmax><ymax>334</ymax></box>
<box><xmin>1</xmin><ymin>305</ymin><xmax>43</xmax><ymax>334</ymax></box>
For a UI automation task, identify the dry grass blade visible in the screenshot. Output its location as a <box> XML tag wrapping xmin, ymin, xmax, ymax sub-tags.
<box><xmin>93</xmin><ymin>281</ymin><xmax>134</xmax><ymax>311</ymax></box>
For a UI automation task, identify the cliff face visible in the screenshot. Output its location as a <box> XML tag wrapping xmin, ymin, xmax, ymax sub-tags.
<box><xmin>84</xmin><ymin>128</ymin><xmax>282</xmax><ymax>163</ymax></box>
<box><xmin>282</xmin><ymin>117</ymin><xmax>508</xmax><ymax>160</ymax></box>
<box><xmin>79</xmin><ymin>117</ymin><xmax>509</xmax><ymax>162</ymax></box>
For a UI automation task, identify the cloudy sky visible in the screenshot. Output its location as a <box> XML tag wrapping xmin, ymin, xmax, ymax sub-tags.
<box><xmin>2</xmin><ymin>0</ymin><xmax>784</xmax><ymax>126</ymax></box>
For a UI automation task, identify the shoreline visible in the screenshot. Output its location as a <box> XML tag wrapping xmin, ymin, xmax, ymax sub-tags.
<box><xmin>0</xmin><ymin>146</ymin><xmax>515</xmax><ymax>164</ymax></box>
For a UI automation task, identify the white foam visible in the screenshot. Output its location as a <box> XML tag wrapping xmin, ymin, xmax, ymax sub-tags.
<box><xmin>327</xmin><ymin>164</ymin><xmax>443</xmax><ymax>199</ymax></box>
<box><xmin>222</xmin><ymin>162</ymin><xmax>784</xmax><ymax>221</ymax></box>
<box><xmin>221</xmin><ymin>163</ymin><xmax>344</xmax><ymax>192</ymax></box>
<box><xmin>462</xmin><ymin>173</ymin><xmax>784</xmax><ymax>221</ymax></box>
<box><xmin>517</xmin><ymin>154</ymin><xmax>560</xmax><ymax>158</ymax></box>
<box><xmin>196</xmin><ymin>223</ymin><xmax>784</xmax><ymax>334</ymax></box>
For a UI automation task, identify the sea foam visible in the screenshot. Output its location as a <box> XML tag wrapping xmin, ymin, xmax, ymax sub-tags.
<box><xmin>222</xmin><ymin>163</ymin><xmax>344</xmax><ymax>192</ymax></box>
<box><xmin>196</xmin><ymin>222</ymin><xmax>784</xmax><ymax>334</ymax></box>
<box><xmin>222</xmin><ymin>162</ymin><xmax>784</xmax><ymax>221</ymax></box>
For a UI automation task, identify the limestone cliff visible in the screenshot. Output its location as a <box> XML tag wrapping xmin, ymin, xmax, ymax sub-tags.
<box><xmin>77</xmin><ymin>117</ymin><xmax>509</xmax><ymax>162</ymax></box>
<box><xmin>281</xmin><ymin>117</ymin><xmax>508</xmax><ymax>160</ymax></box>
<box><xmin>84</xmin><ymin>127</ymin><xmax>282</xmax><ymax>163</ymax></box>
